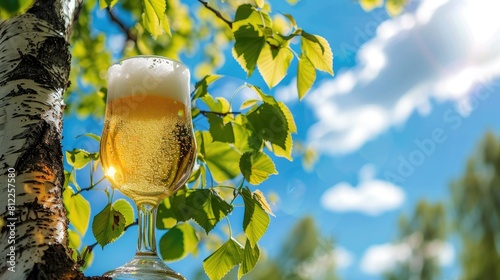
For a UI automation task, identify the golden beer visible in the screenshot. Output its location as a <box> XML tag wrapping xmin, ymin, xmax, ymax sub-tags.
<box><xmin>101</xmin><ymin>56</ymin><xmax>193</xmax><ymax>280</ymax></box>
<box><xmin>100</xmin><ymin>94</ymin><xmax>195</xmax><ymax>205</ymax></box>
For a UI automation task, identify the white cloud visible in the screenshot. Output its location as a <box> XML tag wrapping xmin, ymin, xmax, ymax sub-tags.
<box><xmin>360</xmin><ymin>243</ymin><xmax>411</xmax><ymax>275</ymax></box>
<box><xmin>296</xmin><ymin>247</ymin><xmax>354</xmax><ymax>278</ymax></box>
<box><xmin>321</xmin><ymin>180</ymin><xmax>404</xmax><ymax>215</ymax></box>
<box><xmin>426</xmin><ymin>240</ymin><xmax>455</xmax><ymax>266</ymax></box>
<box><xmin>321</xmin><ymin>165</ymin><xmax>405</xmax><ymax>215</ymax></box>
<box><xmin>360</xmin><ymin>237</ymin><xmax>455</xmax><ymax>275</ymax></box>
<box><xmin>299</xmin><ymin>0</ymin><xmax>500</xmax><ymax>155</ymax></box>
<box><xmin>334</xmin><ymin>247</ymin><xmax>354</xmax><ymax>269</ymax></box>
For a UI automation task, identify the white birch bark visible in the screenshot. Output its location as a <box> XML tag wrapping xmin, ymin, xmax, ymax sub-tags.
<box><xmin>0</xmin><ymin>0</ymin><xmax>83</xmax><ymax>279</ymax></box>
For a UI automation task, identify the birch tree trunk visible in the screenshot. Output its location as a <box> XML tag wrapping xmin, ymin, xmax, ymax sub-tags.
<box><xmin>0</xmin><ymin>0</ymin><xmax>99</xmax><ymax>279</ymax></box>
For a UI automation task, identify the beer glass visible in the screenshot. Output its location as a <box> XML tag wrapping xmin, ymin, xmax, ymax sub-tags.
<box><xmin>100</xmin><ymin>56</ymin><xmax>196</xmax><ymax>279</ymax></box>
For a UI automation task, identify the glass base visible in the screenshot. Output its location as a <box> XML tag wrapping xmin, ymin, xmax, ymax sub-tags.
<box><xmin>103</xmin><ymin>254</ymin><xmax>185</xmax><ymax>280</ymax></box>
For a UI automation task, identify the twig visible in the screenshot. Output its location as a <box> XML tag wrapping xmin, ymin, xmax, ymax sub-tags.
<box><xmin>197</xmin><ymin>0</ymin><xmax>233</xmax><ymax>28</ymax></box>
<box><xmin>106</xmin><ymin>7</ymin><xmax>137</xmax><ymax>42</ymax></box>
<box><xmin>72</xmin><ymin>177</ymin><xmax>106</xmax><ymax>196</ymax></box>
<box><xmin>78</xmin><ymin>219</ymin><xmax>139</xmax><ymax>267</ymax></box>
<box><xmin>124</xmin><ymin>220</ymin><xmax>139</xmax><ymax>232</ymax></box>
<box><xmin>199</xmin><ymin>110</ymin><xmax>241</xmax><ymax>117</ymax></box>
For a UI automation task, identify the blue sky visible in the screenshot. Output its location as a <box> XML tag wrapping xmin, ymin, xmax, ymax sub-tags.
<box><xmin>62</xmin><ymin>0</ymin><xmax>500</xmax><ymax>279</ymax></box>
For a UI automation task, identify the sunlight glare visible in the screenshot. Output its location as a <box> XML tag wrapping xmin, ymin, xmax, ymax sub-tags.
<box><xmin>105</xmin><ymin>166</ymin><xmax>117</xmax><ymax>180</ymax></box>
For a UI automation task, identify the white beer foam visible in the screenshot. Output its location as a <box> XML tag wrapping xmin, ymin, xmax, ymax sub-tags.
<box><xmin>107</xmin><ymin>56</ymin><xmax>190</xmax><ymax>105</ymax></box>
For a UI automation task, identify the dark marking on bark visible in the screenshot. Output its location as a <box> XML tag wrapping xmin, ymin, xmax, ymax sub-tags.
<box><xmin>38</xmin><ymin>36</ymin><xmax>71</xmax><ymax>85</ymax></box>
<box><xmin>5</xmin><ymin>84</ymin><xmax>38</xmax><ymax>98</ymax></box>
<box><xmin>27</xmin><ymin>0</ymin><xmax>64</xmax><ymax>32</ymax></box>
<box><xmin>14</xmin><ymin>119</ymin><xmax>64</xmax><ymax>189</ymax></box>
<box><xmin>0</xmin><ymin>27</ymin><xmax>8</xmax><ymax>40</ymax></box>
<box><xmin>11</xmin><ymin>118</ymin><xmax>44</xmax><ymax>141</ymax></box>
<box><xmin>2</xmin><ymin>52</ymin><xmax>53</xmax><ymax>87</ymax></box>
<box><xmin>9</xmin><ymin>113</ymin><xmax>42</xmax><ymax>123</ymax></box>
<box><xmin>27</xmin><ymin>244</ymin><xmax>110</xmax><ymax>280</ymax></box>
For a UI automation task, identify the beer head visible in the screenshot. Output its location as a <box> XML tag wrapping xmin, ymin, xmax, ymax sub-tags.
<box><xmin>107</xmin><ymin>56</ymin><xmax>190</xmax><ymax>106</ymax></box>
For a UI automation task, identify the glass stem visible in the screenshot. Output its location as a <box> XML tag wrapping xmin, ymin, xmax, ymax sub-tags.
<box><xmin>136</xmin><ymin>203</ymin><xmax>158</xmax><ymax>255</ymax></box>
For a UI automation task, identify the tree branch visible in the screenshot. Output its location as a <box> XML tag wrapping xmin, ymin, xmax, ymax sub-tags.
<box><xmin>72</xmin><ymin>177</ymin><xmax>106</xmax><ymax>196</ymax></box>
<box><xmin>79</xmin><ymin>219</ymin><xmax>139</xmax><ymax>267</ymax></box>
<box><xmin>199</xmin><ymin>110</ymin><xmax>241</xmax><ymax>117</ymax></box>
<box><xmin>197</xmin><ymin>0</ymin><xmax>233</xmax><ymax>28</ymax></box>
<box><xmin>106</xmin><ymin>7</ymin><xmax>137</xmax><ymax>42</ymax></box>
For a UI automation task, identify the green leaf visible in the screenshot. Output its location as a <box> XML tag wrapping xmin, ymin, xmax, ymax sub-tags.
<box><xmin>200</xmin><ymin>164</ymin><xmax>207</xmax><ymax>189</ymax></box>
<box><xmin>257</xmin><ymin>44</ymin><xmax>293</xmax><ymax>88</ymax></box>
<box><xmin>68</xmin><ymin>228</ymin><xmax>82</xmax><ymax>251</ymax></box>
<box><xmin>234</xmin><ymin>4</ymin><xmax>255</xmax><ymax>23</ymax></box>
<box><xmin>63</xmin><ymin>187</ymin><xmax>91</xmax><ymax>236</ymax></box>
<box><xmin>386</xmin><ymin>0</ymin><xmax>407</xmax><ymax>16</ymax></box>
<box><xmin>63</xmin><ymin>170</ymin><xmax>71</xmax><ymax>190</ymax></box>
<box><xmin>246</xmin><ymin>103</ymin><xmax>289</xmax><ymax>149</ymax></box>
<box><xmin>253</xmin><ymin>189</ymin><xmax>275</xmax><ymax>217</ymax></box>
<box><xmin>157</xmin><ymin>190</ymin><xmax>187</xmax><ymax>229</ymax></box>
<box><xmin>360</xmin><ymin>0</ymin><xmax>383</xmax><ymax>11</ymax></box>
<box><xmin>76</xmin><ymin>133</ymin><xmax>101</xmax><ymax>143</ymax></box>
<box><xmin>241</xmin><ymin>188</ymin><xmax>270</xmax><ymax>248</ymax></box>
<box><xmin>0</xmin><ymin>0</ymin><xmax>34</xmax><ymax>17</ymax></box>
<box><xmin>248</xmin><ymin>85</ymin><xmax>276</xmax><ymax>104</ymax></box>
<box><xmin>194</xmin><ymin>75</ymin><xmax>223</xmax><ymax>100</ymax></box>
<box><xmin>233</xmin><ymin>119</ymin><xmax>263</xmax><ymax>153</ymax></box>
<box><xmin>188</xmin><ymin>165</ymin><xmax>202</xmax><ymax>184</ymax></box>
<box><xmin>255</xmin><ymin>0</ymin><xmax>265</xmax><ymax>9</ymax></box>
<box><xmin>201</xmin><ymin>95</ymin><xmax>231</xmax><ymax>115</ymax></box>
<box><xmin>112</xmin><ymin>199</ymin><xmax>135</xmax><ymax>226</ymax></box>
<box><xmin>66</xmin><ymin>149</ymin><xmax>91</xmax><ymax>170</ymax></box>
<box><xmin>89</xmin><ymin>152</ymin><xmax>100</xmax><ymax>161</ymax></box>
<box><xmin>283</xmin><ymin>13</ymin><xmax>297</xmax><ymax>28</ymax></box>
<box><xmin>157</xmin><ymin>188</ymin><xmax>232</xmax><ymax>233</ymax></box>
<box><xmin>240</xmin><ymin>99</ymin><xmax>259</xmax><ymax>110</ymax></box>
<box><xmin>301</xmin><ymin>32</ymin><xmax>334</xmax><ymax>75</ymax></box>
<box><xmin>142</xmin><ymin>0</ymin><xmax>170</xmax><ymax>38</ymax></box>
<box><xmin>270</xmin><ymin>133</ymin><xmax>293</xmax><ymax>160</ymax></box>
<box><xmin>160</xmin><ymin>217</ymin><xmax>178</xmax><ymax>229</ymax></box>
<box><xmin>236</xmin><ymin>88</ymin><xmax>297</xmax><ymax>160</ymax></box>
<box><xmin>233</xmin><ymin>25</ymin><xmax>266</xmax><ymax>76</ymax></box>
<box><xmin>198</xmin><ymin>132</ymin><xmax>241</xmax><ymax>182</ymax></box>
<box><xmin>203</xmin><ymin>238</ymin><xmax>244</xmax><ymax>280</ymax></box>
<box><xmin>92</xmin><ymin>204</ymin><xmax>126</xmax><ymax>248</ymax></box>
<box><xmin>99</xmin><ymin>0</ymin><xmax>118</xmax><ymax>9</ymax></box>
<box><xmin>68</xmin><ymin>228</ymin><xmax>81</xmax><ymax>262</ymax></box>
<box><xmin>238</xmin><ymin>239</ymin><xmax>261</xmax><ymax>278</ymax></box>
<box><xmin>231</xmin><ymin>3</ymin><xmax>272</xmax><ymax>76</ymax></box>
<box><xmin>159</xmin><ymin>223</ymin><xmax>199</xmax><ymax>261</ymax></box>
<box><xmin>192</xmin><ymin>107</ymin><xmax>201</xmax><ymax>119</ymax></box>
<box><xmin>271</xmin><ymin>102</ymin><xmax>296</xmax><ymax>160</ymax></box>
<box><xmin>187</xmin><ymin>189</ymin><xmax>233</xmax><ymax>233</ymax></box>
<box><xmin>240</xmin><ymin>152</ymin><xmax>277</xmax><ymax>185</ymax></box>
<box><xmin>205</xmin><ymin>142</ymin><xmax>240</xmax><ymax>182</ymax></box>
<box><xmin>233</xmin><ymin>4</ymin><xmax>272</xmax><ymax>31</ymax></box>
<box><xmin>82</xmin><ymin>249</ymin><xmax>94</xmax><ymax>270</ymax></box>
<box><xmin>207</xmin><ymin>114</ymin><xmax>235</xmax><ymax>143</ymax></box>
<box><xmin>67</xmin><ymin>169</ymin><xmax>81</xmax><ymax>191</ymax></box>
<box><xmin>277</xmin><ymin>101</ymin><xmax>297</xmax><ymax>133</ymax></box>
<box><xmin>297</xmin><ymin>53</ymin><xmax>316</xmax><ymax>100</ymax></box>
